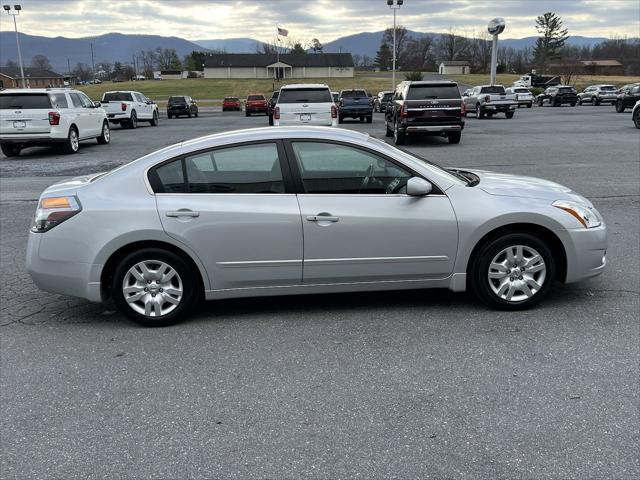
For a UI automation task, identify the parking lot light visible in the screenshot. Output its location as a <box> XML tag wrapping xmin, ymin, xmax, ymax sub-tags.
<box><xmin>3</xmin><ymin>4</ymin><xmax>26</xmax><ymax>88</ymax></box>
<box><xmin>388</xmin><ymin>0</ymin><xmax>403</xmax><ymax>92</ymax></box>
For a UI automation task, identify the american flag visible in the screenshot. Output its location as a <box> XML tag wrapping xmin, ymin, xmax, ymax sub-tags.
<box><xmin>277</xmin><ymin>27</ymin><xmax>289</xmax><ymax>37</ymax></box>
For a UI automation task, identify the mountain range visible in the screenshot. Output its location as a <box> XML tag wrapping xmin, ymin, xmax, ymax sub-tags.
<box><xmin>1</xmin><ymin>31</ymin><xmax>612</xmax><ymax>73</ymax></box>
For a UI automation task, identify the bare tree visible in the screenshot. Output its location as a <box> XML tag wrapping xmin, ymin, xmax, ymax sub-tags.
<box><xmin>436</xmin><ymin>28</ymin><xmax>469</xmax><ymax>61</ymax></box>
<box><xmin>469</xmin><ymin>31</ymin><xmax>491</xmax><ymax>73</ymax></box>
<box><xmin>31</xmin><ymin>54</ymin><xmax>52</xmax><ymax>70</ymax></box>
<box><xmin>383</xmin><ymin>26</ymin><xmax>411</xmax><ymax>65</ymax></box>
<box><xmin>403</xmin><ymin>35</ymin><xmax>435</xmax><ymax>70</ymax></box>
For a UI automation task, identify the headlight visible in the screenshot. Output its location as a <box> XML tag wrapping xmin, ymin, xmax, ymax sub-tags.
<box><xmin>553</xmin><ymin>200</ymin><xmax>601</xmax><ymax>228</ymax></box>
<box><xmin>31</xmin><ymin>196</ymin><xmax>82</xmax><ymax>233</ymax></box>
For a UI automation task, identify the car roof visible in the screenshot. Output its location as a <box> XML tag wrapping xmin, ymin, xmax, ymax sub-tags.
<box><xmin>0</xmin><ymin>88</ymin><xmax>71</xmax><ymax>94</ymax></box>
<box><xmin>476</xmin><ymin>84</ymin><xmax>505</xmax><ymax>88</ymax></box>
<box><xmin>403</xmin><ymin>80</ymin><xmax>458</xmax><ymax>86</ymax></box>
<box><xmin>280</xmin><ymin>83</ymin><xmax>330</xmax><ymax>89</ymax></box>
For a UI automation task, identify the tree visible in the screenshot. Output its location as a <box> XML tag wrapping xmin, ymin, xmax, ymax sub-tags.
<box><xmin>383</xmin><ymin>26</ymin><xmax>410</xmax><ymax>66</ymax></box>
<box><xmin>468</xmin><ymin>31</ymin><xmax>491</xmax><ymax>73</ymax></box>
<box><xmin>95</xmin><ymin>61</ymin><xmax>113</xmax><ymax>79</ymax></box>
<box><xmin>71</xmin><ymin>62</ymin><xmax>91</xmax><ymax>81</ymax></box>
<box><xmin>5</xmin><ymin>60</ymin><xmax>18</xmax><ymax>68</ymax></box>
<box><xmin>310</xmin><ymin>38</ymin><xmax>323</xmax><ymax>53</ymax></box>
<box><xmin>374</xmin><ymin>42</ymin><xmax>393</xmax><ymax>70</ymax></box>
<box><xmin>533</xmin><ymin>12</ymin><xmax>569</xmax><ymax>69</ymax></box>
<box><xmin>154</xmin><ymin>48</ymin><xmax>181</xmax><ymax>70</ymax></box>
<box><xmin>403</xmin><ymin>35</ymin><xmax>435</xmax><ymax>71</ymax></box>
<box><xmin>436</xmin><ymin>28</ymin><xmax>469</xmax><ymax>61</ymax></box>
<box><xmin>255</xmin><ymin>40</ymin><xmax>278</xmax><ymax>54</ymax></box>
<box><xmin>291</xmin><ymin>42</ymin><xmax>306</xmax><ymax>54</ymax></box>
<box><xmin>31</xmin><ymin>54</ymin><xmax>52</xmax><ymax>70</ymax></box>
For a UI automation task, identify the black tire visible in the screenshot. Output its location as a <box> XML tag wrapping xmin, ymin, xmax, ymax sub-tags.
<box><xmin>448</xmin><ymin>132</ymin><xmax>461</xmax><ymax>144</ymax></box>
<box><xmin>538</xmin><ymin>98</ymin><xmax>544</xmax><ymax>107</ymax></box>
<box><xmin>384</xmin><ymin>118</ymin><xmax>393</xmax><ymax>137</ymax></box>
<box><xmin>150</xmin><ymin>110</ymin><xmax>159</xmax><ymax>126</ymax></box>
<box><xmin>128</xmin><ymin>111</ymin><xmax>138</xmax><ymax>129</ymax></box>
<box><xmin>359</xmin><ymin>116</ymin><xmax>365</xmax><ymax>122</ymax></box>
<box><xmin>245</xmin><ymin>111</ymin><xmax>249</xmax><ymax>117</ymax></box>
<box><xmin>194</xmin><ymin>110</ymin><xmax>199</xmax><ymax>118</ymax></box>
<box><xmin>96</xmin><ymin>121</ymin><xmax>110</xmax><ymax>144</ymax></box>
<box><xmin>112</xmin><ymin>248</ymin><xmax>200</xmax><ymax>327</ymax></box>
<box><xmin>527</xmin><ymin>102</ymin><xmax>532</xmax><ymax>108</ymax></box>
<box><xmin>577</xmin><ymin>97</ymin><xmax>582</xmax><ymax>105</ymax></box>
<box><xmin>338</xmin><ymin>115</ymin><xmax>344</xmax><ymax>124</ymax></box>
<box><xmin>268</xmin><ymin>115</ymin><xmax>274</xmax><ymax>126</ymax></box>
<box><xmin>615</xmin><ymin>101</ymin><xmax>625</xmax><ymax>113</ymax></box>
<box><xmin>570</xmin><ymin>102</ymin><xmax>576</xmax><ymax>107</ymax></box>
<box><xmin>633</xmin><ymin>108</ymin><xmax>640</xmax><ymax>129</ymax></box>
<box><xmin>470</xmin><ymin>233</ymin><xmax>556</xmax><ymax>310</ymax></box>
<box><xmin>366</xmin><ymin>115</ymin><xmax>372</xmax><ymax>124</ymax></box>
<box><xmin>168</xmin><ymin>113</ymin><xmax>173</xmax><ymax>119</ymax></box>
<box><xmin>476</xmin><ymin>104</ymin><xmax>484</xmax><ymax>119</ymax></box>
<box><xmin>506</xmin><ymin>112</ymin><xmax>514</xmax><ymax>119</ymax></box>
<box><xmin>393</xmin><ymin>120</ymin><xmax>406</xmax><ymax>145</ymax></box>
<box><xmin>61</xmin><ymin>126</ymin><xmax>80</xmax><ymax>154</ymax></box>
<box><xmin>1</xmin><ymin>143</ymin><xmax>21</xmax><ymax>157</ymax></box>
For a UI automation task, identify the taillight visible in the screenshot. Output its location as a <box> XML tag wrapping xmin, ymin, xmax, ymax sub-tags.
<box><xmin>400</xmin><ymin>103</ymin><xmax>408</xmax><ymax>117</ymax></box>
<box><xmin>331</xmin><ymin>105</ymin><xmax>337</xmax><ymax>118</ymax></box>
<box><xmin>31</xmin><ymin>196</ymin><xmax>82</xmax><ymax>233</ymax></box>
<box><xmin>460</xmin><ymin>102</ymin><xmax>466</xmax><ymax>116</ymax></box>
<box><xmin>274</xmin><ymin>106</ymin><xmax>280</xmax><ymax>120</ymax></box>
<box><xmin>484</xmin><ymin>95</ymin><xmax>491</xmax><ymax>103</ymax></box>
<box><xmin>48</xmin><ymin>112</ymin><xmax>60</xmax><ymax>125</ymax></box>
<box><xmin>121</xmin><ymin>102</ymin><xmax>127</xmax><ymax>111</ymax></box>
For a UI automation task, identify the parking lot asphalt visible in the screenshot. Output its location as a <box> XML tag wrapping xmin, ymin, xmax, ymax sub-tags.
<box><xmin>1</xmin><ymin>106</ymin><xmax>639</xmax><ymax>479</ymax></box>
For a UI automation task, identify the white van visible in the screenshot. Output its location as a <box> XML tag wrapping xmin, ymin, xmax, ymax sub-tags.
<box><xmin>273</xmin><ymin>84</ymin><xmax>337</xmax><ymax>127</ymax></box>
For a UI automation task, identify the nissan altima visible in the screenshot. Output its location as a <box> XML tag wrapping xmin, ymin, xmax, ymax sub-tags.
<box><xmin>26</xmin><ymin>127</ymin><xmax>607</xmax><ymax>326</ymax></box>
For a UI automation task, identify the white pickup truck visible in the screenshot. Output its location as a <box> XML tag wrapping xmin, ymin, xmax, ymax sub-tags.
<box><xmin>462</xmin><ymin>85</ymin><xmax>517</xmax><ymax>119</ymax></box>
<box><xmin>100</xmin><ymin>91</ymin><xmax>159</xmax><ymax>129</ymax></box>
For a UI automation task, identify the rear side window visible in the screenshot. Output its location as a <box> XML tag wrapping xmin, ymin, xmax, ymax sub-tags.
<box><xmin>406</xmin><ymin>85</ymin><xmax>460</xmax><ymax>100</ymax></box>
<box><xmin>102</xmin><ymin>92</ymin><xmax>133</xmax><ymax>102</ymax></box>
<box><xmin>480</xmin><ymin>86</ymin><xmax>506</xmax><ymax>94</ymax></box>
<box><xmin>150</xmin><ymin>143</ymin><xmax>285</xmax><ymax>194</ymax></box>
<box><xmin>278</xmin><ymin>88</ymin><xmax>332</xmax><ymax>103</ymax></box>
<box><xmin>49</xmin><ymin>93</ymin><xmax>69</xmax><ymax>109</ymax></box>
<box><xmin>0</xmin><ymin>94</ymin><xmax>52</xmax><ymax>109</ymax></box>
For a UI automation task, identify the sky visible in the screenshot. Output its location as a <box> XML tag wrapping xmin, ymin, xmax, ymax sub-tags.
<box><xmin>1</xmin><ymin>0</ymin><xmax>639</xmax><ymax>41</ymax></box>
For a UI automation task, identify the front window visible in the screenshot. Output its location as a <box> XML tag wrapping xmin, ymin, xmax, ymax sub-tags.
<box><xmin>150</xmin><ymin>143</ymin><xmax>285</xmax><ymax>194</ymax></box>
<box><xmin>278</xmin><ymin>88</ymin><xmax>332</xmax><ymax>103</ymax></box>
<box><xmin>292</xmin><ymin>141</ymin><xmax>412</xmax><ymax>195</ymax></box>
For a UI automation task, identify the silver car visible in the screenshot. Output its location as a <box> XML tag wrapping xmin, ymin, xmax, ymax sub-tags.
<box><xmin>577</xmin><ymin>84</ymin><xmax>618</xmax><ymax>106</ymax></box>
<box><xmin>27</xmin><ymin>127</ymin><xmax>607</xmax><ymax>326</ymax></box>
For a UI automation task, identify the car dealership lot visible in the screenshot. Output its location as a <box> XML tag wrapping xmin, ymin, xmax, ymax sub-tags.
<box><xmin>1</xmin><ymin>107</ymin><xmax>638</xmax><ymax>478</ymax></box>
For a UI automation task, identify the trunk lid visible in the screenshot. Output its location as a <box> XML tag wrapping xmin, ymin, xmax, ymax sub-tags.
<box><xmin>0</xmin><ymin>93</ymin><xmax>54</xmax><ymax>135</ymax></box>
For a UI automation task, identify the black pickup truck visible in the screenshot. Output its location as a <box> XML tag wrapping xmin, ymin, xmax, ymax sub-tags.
<box><xmin>385</xmin><ymin>81</ymin><xmax>465</xmax><ymax>145</ymax></box>
<box><xmin>337</xmin><ymin>89</ymin><xmax>373</xmax><ymax>123</ymax></box>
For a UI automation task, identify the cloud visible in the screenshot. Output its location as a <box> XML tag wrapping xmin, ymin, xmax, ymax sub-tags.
<box><xmin>4</xmin><ymin>0</ymin><xmax>639</xmax><ymax>40</ymax></box>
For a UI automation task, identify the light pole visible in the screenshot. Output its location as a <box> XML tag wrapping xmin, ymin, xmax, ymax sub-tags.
<box><xmin>387</xmin><ymin>0</ymin><xmax>403</xmax><ymax>91</ymax></box>
<box><xmin>3</xmin><ymin>4</ymin><xmax>26</xmax><ymax>88</ymax></box>
<box><xmin>488</xmin><ymin>17</ymin><xmax>506</xmax><ymax>85</ymax></box>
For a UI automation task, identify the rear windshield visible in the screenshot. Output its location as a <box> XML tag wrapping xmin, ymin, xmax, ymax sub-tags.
<box><xmin>406</xmin><ymin>85</ymin><xmax>460</xmax><ymax>100</ymax></box>
<box><xmin>278</xmin><ymin>88</ymin><xmax>332</xmax><ymax>103</ymax></box>
<box><xmin>102</xmin><ymin>92</ymin><xmax>133</xmax><ymax>102</ymax></box>
<box><xmin>559</xmin><ymin>87</ymin><xmax>576</xmax><ymax>93</ymax></box>
<box><xmin>247</xmin><ymin>95</ymin><xmax>265</xmax><ymax>101</ymax></box>
<box><xmin>600</xmin><ymin>86</ymin><xmax>616</xmax><ymax>91</ymax></box>
<box><xmin>224</xmin><ymin>97</ymin><xmax>239</xmax><ymax>102</ymax></box>
<box><xmin>0</xmin><ymin>93</ymin><xmax>52</xmax><ymax>109</ymax></box>
<box><xmin>341</xmin><ymin>90</ymin><xmax>367</xmax><ymax>98</ymax></box>
<box><xmin>382</xmin><ymin>93</ymin><xmax>393</xmax><ymax>100</ymax></box>
<box><xmin>480</xmin><ymin>86</ymin><xmax>506</xmax><ymax>94</ymax></box>
<box><xmin>513</xmin><ymin>88</ymin><xmax>530</xmax><ymax>93</ymax></box>
<box><xmin>168</xmin><ymin>96</ymin><xmax>186</xmax><ymax>103</ymax></box>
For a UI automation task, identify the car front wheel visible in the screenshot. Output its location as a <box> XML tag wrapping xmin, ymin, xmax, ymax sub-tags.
<box><xmin>615</xmin><ymin>101</ymin><xmax>625</xmax><ymax>113</ymax></box>
<box><xmin>471</xmin><ymin>233</ymin><xmax>555</xmax><ymax>310</ymax></box>
<box><xmin>112</xmin><ymin>248</ymin><xmax>199</xmax><ymax>327</ymax></box>
<box><xmin>633</xmin><ymin>108</ymin><xmax>640</xmax><ymax>129</ymax></box>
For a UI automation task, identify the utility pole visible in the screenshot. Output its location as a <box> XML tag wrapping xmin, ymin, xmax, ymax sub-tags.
<box><xmin>387</xmin><ymin>0</ymin><xmax>403</xmax><ymax>92</ymax></box>
<box><xmin>90</xmin><ymin>42</ymin><xmax>96</xmax><ymax>80</ymax></box>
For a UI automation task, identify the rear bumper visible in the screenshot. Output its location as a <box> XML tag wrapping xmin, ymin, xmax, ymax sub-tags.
<box><xmin>403</xmin><ymin>123</ymin><xmax>464</xmax><ymax>133</ymax></box>
<box><xmin>339</xmin><ymin>107</ymin><xmax>373</xmax><ymax>117</ymax></box>
<box><xmin>274</xmin><ymin>118</ymin><xmax>337</xmax><ymax>127</ymax></box>
<box><xmin>483</xmin><ymin>104</ymin><xmax>517</xmax><ymax>111</ymax></box>
<box><xmin>107</xmin><ymin>113</ymin><xmax>129</xmax><ymax>121</ymax></box>
<box><xmin>0</xmin><ymin>134</ymin><xmax>65</xmax><ymax>144</ymax></box>
<box><xmin>26</xmin><ymin>232</ymin><xmax>103</xmax><ymax>302</ymax></box>
<box><xmin>246</xmin><ymin>105</ymin><xmax>268</xmax><ymax>113</ymax></box>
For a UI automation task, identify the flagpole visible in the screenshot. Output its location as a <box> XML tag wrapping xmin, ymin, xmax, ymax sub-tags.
<box><xmin>276</xmin><ymin>25</ymin><xmax>280</xmax><ymax>81</ymax></box>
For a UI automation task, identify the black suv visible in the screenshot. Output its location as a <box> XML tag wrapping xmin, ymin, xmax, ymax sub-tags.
<box><xmin>167</xmin><ymin>95</ymin><xmax>198</xmax><ymax>118</ymax></box>
<box><xmin>267</xmin><ymin>90</ymin><xmax>279</xmax><ymax>125</ymax></box>
<box><xmin>337</xmin><ymin>89</ymin><xmax>373</xmax><ymax>123</ymax></box>
<box><xmin>536</xmin><ymin>86</ymin><xmax>578</xmax><ymax>107</ymax></box>
<box><xmin>385</xmin><ymin>81</ymin><xmax>464</xmax><ymax>145</ymax></box>
<box><xmin>615</xmin><ymin>83</ymin><xmax>640</xmax><ymax>112</ymax></box>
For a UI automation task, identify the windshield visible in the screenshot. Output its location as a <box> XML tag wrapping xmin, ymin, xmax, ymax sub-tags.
<box><xmin>247</xmin><ymin>95</ymin><xmax>264</xmax><ymax>101</ymax></box>
<box><xmin>0</xmin><ymin>93</ymin><xmax>52</xmax><ymax>109</ymax></box>
<box><xmin>341</xmin><ymin>90</ymin><xmax>367</xmax><ymax>98</ymax></box>
<box><xmin>278</xmin><ymin>88</ymin><xmax>332</xmax><ymax>103</ymax></box>
<box><xmin>102</xmin><ymin>92</ymin><xmax>133</xmax><ymax>102</ymax></box>
<box><xmin>406</xmin><ymin>85</ymin><xmax>460</xmax><ymax>100</ymax></box>
<box><xmin>480</xmin><ymin>86</ymin><xmax>506</xmax><ymax>94</ymax></box>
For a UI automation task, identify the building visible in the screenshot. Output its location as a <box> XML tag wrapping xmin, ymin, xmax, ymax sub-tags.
<box><xmin>438</xmin><ymin>61</ymin><xmax>471</xmax><ymax>75</ymax></box>
<box><xmin>0</xmin><ymin>67</ymin><xmax>65</xmax><ymax>89</ymax></box>
<box><xmin>203</xmin><ymin>53</ymin><xmax>354</xmax><ymax>79</ymax></box>
<box><xmin>547</xmin><ymin>59</ymin><xmax>625</xmax><ymax>76</ymax></box>
<box><xmin>160</xmin><ymin>70</ymin><xmax>183</xmax><ymax>80</ymax></box>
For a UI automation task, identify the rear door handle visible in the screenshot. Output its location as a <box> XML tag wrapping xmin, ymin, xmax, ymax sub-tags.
<box><xmin>166</xmin><ymin>210</ymin><xmax>200</xmax><ymax>218</ymax></box>
<box><xmin>306</xmin><ymin>214</ymin><xmax>339</xmax><ymax>223</ymax></box>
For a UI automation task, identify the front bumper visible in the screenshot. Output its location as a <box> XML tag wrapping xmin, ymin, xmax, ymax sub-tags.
<box><xmin>563</xmin><ymin>224</ymin><xmax>607</xmax><ymax>283</ymax></box>
<box><xmin>26</xmin><ymin>232</ymin><xmax>103</xmax><ymax>302</ymax></box>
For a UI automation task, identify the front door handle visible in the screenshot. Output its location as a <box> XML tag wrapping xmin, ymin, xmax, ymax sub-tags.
<box><xmin>166</xmin><ymin>210</ymin><xmax>200</xmax><ymax>218</ymax></box>
<box><xmin>306</xmin><ymin>214</ymin><xmax>339</xmax><ymax>223</ymax></box>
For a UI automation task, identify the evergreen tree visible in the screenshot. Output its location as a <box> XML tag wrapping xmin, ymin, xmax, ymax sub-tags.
<box><xmin>533</xmin><ymin>12</ymin><xmax>569</xmax><ymax>69</ymax></box>
<box><xmin>374</xmin><ymin>42</ymin><xmax>393</xmax><ymax>70</ymax></box>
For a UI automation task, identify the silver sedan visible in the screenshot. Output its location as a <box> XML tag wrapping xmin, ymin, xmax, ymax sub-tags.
<box><xmin>26</xmin><ymin>127</ymin><xmax>607</xmax><ymax>326</ymax></box>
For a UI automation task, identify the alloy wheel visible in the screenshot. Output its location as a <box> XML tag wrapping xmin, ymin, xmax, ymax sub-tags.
<box><xmin>70</xmin><ymin>129</ymin><xmax>79</xmax><ymax>151</ymax></box>
<box><xmin>487</xmin><ymin>245</ymin><xmax>546</xmax><ymax>302</ymax></box>
<box><xmin>122</xmin><ymin>260</ymin><xmax>183</xmax><ymax>317</ymax></box>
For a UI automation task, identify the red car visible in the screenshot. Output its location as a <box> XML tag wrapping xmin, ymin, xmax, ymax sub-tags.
<box><xmin>222</xmin><ymin>97</ymin><xmax>241</xmax><ymax>112</ymax></box>
<box><xmin>244</xmin><ymin>93</ymin><xmax>268</xmax><ymax>116</ymax></box>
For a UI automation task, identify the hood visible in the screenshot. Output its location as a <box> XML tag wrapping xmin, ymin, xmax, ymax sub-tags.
<box><xmin>41</xmin><ymin>172</ymin><xmax>105</xmax><ymax>196</ymax></box>
<box><xmin>470</xmin><ymin>170</ymin><xmax>592</xmax><ymax>205</ymax></box>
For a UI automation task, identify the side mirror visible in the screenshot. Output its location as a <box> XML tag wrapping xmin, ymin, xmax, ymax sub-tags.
<box><xmin>93</xmin><ymin>101</ymin><xmax>101</xmax><ymax>108</ymax></box>
<box><xmin>406</xmin><ymin>177</ymin><xmax>433</xmax><ymax>196</ymax></box>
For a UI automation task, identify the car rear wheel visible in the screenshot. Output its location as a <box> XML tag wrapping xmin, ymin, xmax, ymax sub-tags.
<box><xmin>506</xmin><ymin>112</ymin><xmax>514</xmax><ymax>119</ymax></box>
<box><xmin>128</xmin><ymin>111</ymin><xmax>138</xmax><ymax>129</ymax></box>
<box><xmin>471</xmin><ymin>233</ymin><xmax>555</xmax><ymax>310</ymax></box>
<box><xmin>150</xmin><ymin>111</ymin><xmax>159</xmax><ymax>126</ymax></box>
<box><xmin>447</xmin><ymin>132</ymin><xmax>461</xmax><ymax>144</ymax></box>
<box><xmin>577</xmin><ymin>97</ymin><xmax>583</xmax><ymax>105</ymax></box>
<box><xmin>393</xmin><ymin>119</ymin><xmax>406</xmax><ymax>145</ymax></box>
<box><xmin>112</xmin><ymin>248</ymin><xmax>199</xmax><ymax>327</ymax></box>
<box><xmin>61</xmin><ymin>127</ymin><xmax>79</xmax><ymax>154</ymax></box>
<box><xmin>527</xmin><ymin>102</ymin><xmax>532</xmax><ymax>108</ymax></box>
<box><xmin>384</xmin><ymin>118</ymin><xmax>392</xmax><ymax>137</ymax></box>
<box><xmin>537</xmin><ymin>98</ymin><xmax>544</xmax><ymax>107</ymax></box>
<box><xmin>633</xmin><ymin>108</ymin><xmax>640</xmax><ymax>129</ymax></box>
<box><xmin>476</xmin><ymin>104</ymin><xmax>484</xmax><ymax>119</ymax></box>
<box><xmin>0</xmin><ymin>143</ymin><xmax>21</xmax><ymax>157</ymax></box>
<box><xmin>96</xmin><ymin>121</ymin><xmax>110</xmax><ymax>144</ymax></box>
<box><xmin>366</xmin><ymin>115</ymin><xmax>372</xmax><ymax>123</ymax></box>
<box><xmin>615</xmin><ymin>101</ymin><xmax>625</xmax><ymax>113</ymax></box>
